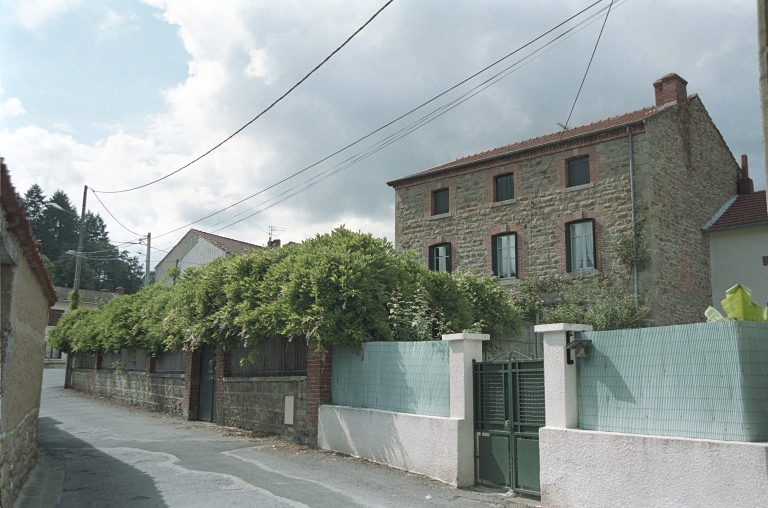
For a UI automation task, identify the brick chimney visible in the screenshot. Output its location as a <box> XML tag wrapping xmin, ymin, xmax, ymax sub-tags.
<box><xmin>268</xmin><ymin>238</ymin><xmax>281</xmax><ymax>248</ymax></box>
<box><xmin>654</xmin><ymin>73</ymin><xmax>688</xmax><ymax>107</ymax></box>
<box><xmin>100</xmin><ymin>288</ymin><xmax>109</xmax><ymax>293</ymax></box>
<box><xmin>115</xmin><ymin>287</ymin><xmax>125</xmax><ymax>295</ymax></box>
<box><xmin>738</xmin><ymin>154</ymin><xmax>754</xmax><ymax>195</ymax></box>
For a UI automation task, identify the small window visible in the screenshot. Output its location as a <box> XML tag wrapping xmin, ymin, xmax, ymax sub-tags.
<box><xmin>433</xmin><ymin>189</ymin><xmax>449</xmax><ymax>215</ymax></box>
<box><xmin>567</xmin><ymin>157</ymin><xmax>590</xmax><ymax>187</ymax></box>
<box><xmin>495</xmin><ymin>174</ymin><xmax>514</xmax><ymax>202</ymax></box>
<box><xmin>566</xmin><ymin>219</ymin><xmax>595</xmax><ymax>272</ymax></box>
<box><xmin>492</xmin><ymin>233</ymin><xmax>517</xmax><ymax>279</ymax></box>
<box><xmin>48</xmin><ymin>309</ymin><xmax>64</xmax><ymax>327</ymax></box>
<box><xmin>429</xmin><ymin>243</ymin><xmax>451</xmax><ymax>272</ymax></box>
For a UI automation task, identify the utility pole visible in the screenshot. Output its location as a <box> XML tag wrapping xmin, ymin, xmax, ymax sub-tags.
<box><xmin>73</xmin><ymin>185</ymin><xmax>88</xmax><ymax>292</ymax></box>
<box><xmin>759</xmin><ymin>0</ymin><xmax>768</xmax><ymax>205</ymax></box>
<box><xmin>144</xmin><ymin>232</ymin><xmax>151</xmax><ymax>287</ymax></box>
<box><xmin>66</xmin><ymin>184</ymin><xmax>87</xmax><ymax>389</ymax></box>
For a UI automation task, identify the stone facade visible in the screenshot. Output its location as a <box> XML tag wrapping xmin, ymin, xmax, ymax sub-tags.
<box><xmin>0</xmin><ymin>161</ymin><xmax>57</xmax><ymax>507</ymax></box>
<box><xmin>388</xmin><ymin>75</ymin><xmax>740</xmax><ymax>327</ymax></box>
<box><xmin>72</xmin><ymin>369</ymin><xmax>185</xmax><ymax>415</ymax></box>
<box><xmin>219</xmin><ymin>376</ymin><xmax>308</xmax><ymax>443</ymax></box>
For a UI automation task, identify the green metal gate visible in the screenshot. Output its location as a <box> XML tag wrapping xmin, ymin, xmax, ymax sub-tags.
<box><xmin>473</xmin><ymin>360</ymin><xmax>545</xmax><ymax>496</ymax></box>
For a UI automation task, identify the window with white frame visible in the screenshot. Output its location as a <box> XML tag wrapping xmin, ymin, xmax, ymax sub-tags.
<box><xmin>566</xmin><ymin>219</ymin><xmax>595</xmax><ymax>272</ymax></box>
<box><xmin>492</xmin><ymin>233</ymin><xmax>517</xmax><ymax>279</ymax></box>
<box><xmin>429</xmin><ymin>243</ymin><xmax>451</xmax><ymax>272</ymax></box>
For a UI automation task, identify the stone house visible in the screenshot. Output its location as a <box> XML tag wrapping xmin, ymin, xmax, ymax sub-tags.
<box><xmin>387</xmin><ymin>74</ymin><xmax>740</xmax><ymax>326</ymax></box>
<box><xmin>0</xmin><ymin>160</ymin><xmax>57</xmax><ymax>507</ymax></box>
<box><xmin>154</xmin><ymin>229</ymin><xmax>261</xmax><ymax>285</ymax></box>
<box><xmin>702</xmin><ymin>158</ymin><xmax>768</xmax><ymax>310</ymax></box>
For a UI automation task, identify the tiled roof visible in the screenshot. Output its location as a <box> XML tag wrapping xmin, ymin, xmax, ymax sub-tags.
<box><xmin>1</xmin><ymin>160</ymin><xmax>57</xmax><ymax>305</ymax></box>
<box><xmin>386</xmin><ymin>97</ymin><xmax>692</xmax><ymax>187</ymax></box>
<box><xmin>705</xmin><ymin>191</ymin><xmax>768</xmax><ymax>231</ymax></box>
<box><xmin>55</xmin><ymin>286</ymin><xmax>122</xmax><ymax>304</ymax></box>
<box><xmin>191</xmin><ymin>229</ymin><xmax>262</xmax><ymax>254</ymax></box>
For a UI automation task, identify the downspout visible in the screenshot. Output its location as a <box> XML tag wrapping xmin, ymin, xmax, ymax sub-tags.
<box><xmin>627</xmin><ymin>126</ymin><xmax>639</xmax><ymax>309</ymax></box>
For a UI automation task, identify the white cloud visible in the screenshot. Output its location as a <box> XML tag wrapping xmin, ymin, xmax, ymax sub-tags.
<box><xmin>95</xmin><ymin>9</ymin><xmax>125</xmax><ymax>41</ymax></box>
<box><xmin>3</xmin><ymin>0</ymin><xmax>765</xmax><ymax>266</ymax></box>
<box><xmin>3</xmin><ymin>0</ymin><xmax>80</xmax><ymax>31</ymax></box>
<box><xmin>0</xmin><ymin>97</ymin><xmax>25</xmax><ymax>120</ymax></box>
<box><xmin>245</xmin><ymin>48</ymin><xmax>275</xmax><ymax>84</ymax></box>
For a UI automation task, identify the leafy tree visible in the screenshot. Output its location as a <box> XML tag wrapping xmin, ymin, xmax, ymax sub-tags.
<box><xmin>40</xmin><ymin>189</ymin><xmax>80</xmax><ymax>261</ymax></box>
<box><xmin>49</xmin><ymin>228</ymin><xmax>522</xmax><ymax>357</ymax></box>
<box><xmin>23</xmin><ymin>184</ymin><xmax>145</xmax><ymax>294</ymax></box>
<box><xmin>23</xmin><ymin>184</ymin><xmax>47</xmax><ymax>234</ymax></box>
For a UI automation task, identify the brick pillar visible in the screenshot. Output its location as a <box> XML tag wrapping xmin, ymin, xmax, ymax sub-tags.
<box><xmin>183</xmin><ymin>348</ymin><xmax>201</xmax><ymax>420</ymax></box>
<box><xmin>215</xmin><ymin>345</ymin><xmax>231</xmax><ymax>425</ymax></box>
<box><xmin>146</xmin><ymin>357</ymin><xmax>156</xmax><ymax>374</ymax></box>
<box><xmin>306</xmin><ymin>344</ymin><xmax>332</xmax><ymax>445</ymax></box>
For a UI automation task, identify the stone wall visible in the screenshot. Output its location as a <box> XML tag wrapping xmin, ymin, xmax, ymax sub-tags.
<box><xmin>0</xmin><ymin>215</ymin><xmax>53</xmax><ymax>507</ymax></box>
<box><xmin>643</xmin><ymin>97</ymin><xmax>740</xmax><ymax>325</ymax></box>
<box><xmin>391</xmin><ymin>97</ymin><xmax>739</xmax><ymax>327</ymax></box>
<box><xmin>393</xmin><ymin>130</ymin><xmax>637</xmax><ymax>303</ymax></box>
<box><xmin>219</xmin><ymin>376</ymin><xmax>308</xmax><ymax>443</ymax></box>
<box><xmin>72</xmin><ymin>369</ymin><xmax>185</xmax><ymax>415</ymax></box>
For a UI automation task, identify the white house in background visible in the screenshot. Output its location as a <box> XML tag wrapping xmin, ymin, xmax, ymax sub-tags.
<box><xmin>46</xmin><ymin>286</ymin><xmax>124</xmax><ymax>367</ymax></box>
<box><xmin>703</xmin><ymin>156</ymin><xmax>768</xmax><ymax>311</ymax></box>
<box><xmin>154</xmin><ymin>229</ymin><xmax>262</xmax><ymax>286</ymax></box>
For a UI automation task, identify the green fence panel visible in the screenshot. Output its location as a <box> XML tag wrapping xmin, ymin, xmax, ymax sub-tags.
<box><xmin>332</xmin><ymin>341</ymin><xmax>450</xmax><ymax>417</ymax></box>
<box><xmin>577</xmin><ymin>321</ymin><xmax>768</xmax><ymax>442</ymax></box>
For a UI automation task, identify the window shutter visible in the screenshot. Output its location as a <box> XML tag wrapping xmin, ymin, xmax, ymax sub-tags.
<box><xmin>567</xmin><ymin>157</ymin><xmax>590</xmax><ymax>187</ymax></box>
<box><xmin>491</xmin><ymin>235</ymin><xmax>498</xmax><ymax>276</ymax></box>
<box><xmin>428</xmin><ymin>246</ymin><xmax>435</xmax><ymax>271</ymax></box>
<box><xmin>565</xmin><ymin>224</ymin><xmax>572</xmax><ymax>272</ymax></box>
<box><xmin>445</xmin><ymin>243</ymin><xmax>452</xmax><ymax>272</ymax></box>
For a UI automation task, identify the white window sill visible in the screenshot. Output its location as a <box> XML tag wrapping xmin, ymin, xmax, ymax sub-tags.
<box><xmin>563</xmin><ymin>182</ymin><xmax>595</xmax><ymax>193</ymax></box>
<box><xmin>428</xmin><ymin>212</ymin><xmax>454</xmax><ymax>221</ymax></box>
<box><xmin>498</xmin><ymin>277</ymin><xmax>520</xmax><ymax>287</ymax></box>
<box><xmin>491</xmin><ymin>198</ymin><xmax>517</xmax><ymax>208</ymax></box>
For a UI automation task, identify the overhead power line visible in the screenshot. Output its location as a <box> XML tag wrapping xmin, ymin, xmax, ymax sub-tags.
<box><xmin>90</xmin><ymin>190</ymin><xmax>144</xmax><ymax>236</ymax></box>
<box><xmin>93</xmin><ymin>0</ymin><xmax>395</xmax><ymax>195</ymax></box>
<box><xmin>149</xmin><ymin>0</ymin><xmax>608</xmax><ymax>241</ymax></box>
<box><xmin>197</xmin><ymin>1</ymin><xmax>626</xmax><ymax>235</ymax></box>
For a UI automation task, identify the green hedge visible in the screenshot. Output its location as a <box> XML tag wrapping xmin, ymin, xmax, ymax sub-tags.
<box><xmin>48</xmin><ymin>228</ymin><xmax>521</xmax><ymax>357</ymax></box>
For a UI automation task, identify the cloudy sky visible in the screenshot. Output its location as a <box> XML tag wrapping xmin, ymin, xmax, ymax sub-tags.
<box><xmin>1</xmin><ymin>0</ymin><xmax>763</xmax><ymax>266</ymax></box>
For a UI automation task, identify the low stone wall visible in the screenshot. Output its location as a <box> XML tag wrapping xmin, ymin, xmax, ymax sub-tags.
<box><xmin>540</xmin><ymin>427</ymin><xmax>768</xmax><ymax>508</ymax></box>
<box><xmin>0</xmin><ymin>409</ymin><xmax>39</xmax><ymax>507</ymax></box>
<box><xmin>219</xmin><ymin>376</ymin><xmax>308</xmax><ymax>443</ymax></box>
<box><xmin>72</xmin><ymin>369</ymin><xmax>184</xmax><ymax>415</ymax></box>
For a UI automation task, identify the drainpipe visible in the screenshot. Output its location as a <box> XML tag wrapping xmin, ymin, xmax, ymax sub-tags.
<box><xmin>627</xmin><ymin>126</ymin><xmax>639</xmax><ymax>309</ymax></box>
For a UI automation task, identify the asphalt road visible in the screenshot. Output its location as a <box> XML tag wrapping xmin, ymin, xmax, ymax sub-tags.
<box><xmin>17</xmin><ymin>369</ymin><xmax>537</xmax><ymax>508</ymax></box>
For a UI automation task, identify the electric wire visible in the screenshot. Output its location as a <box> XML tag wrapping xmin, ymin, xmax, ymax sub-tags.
<box><xmin>92</xmin><ymin>0</ymin><xmax>395</xmax><ymax>195</ymax></box>
<box><xmin>148</xmin><ymin>0</ymin><xmax>608</xmax><ymax>242</ymax></box>
<box><xmin>90</xmin><ymin>189</ymin><xmax>145</xmax><ymax>236</ymax></box>
<box><xmin>207</xmin><ymin>0</ymin><xmax>626</xmax><ymax>234</ymax></box>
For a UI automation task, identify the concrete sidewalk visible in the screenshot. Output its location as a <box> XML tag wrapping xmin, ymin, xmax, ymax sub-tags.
<box><xmin>16</xmin><ymin>369</ymin><xmax>538</xmax><ymax>508</ymax></box>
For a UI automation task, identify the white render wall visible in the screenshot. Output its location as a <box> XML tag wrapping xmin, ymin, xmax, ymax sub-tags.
<box><xmin>708</xmin><ymin>225</ymin><xmax>768</xmax><ymax>311</ymax></box>
<box><xmin>540</xmin><ymin>427</ymin><xmax>768</xmax><ymax>508</ymax></box>
<box><xmin>318</xmin><ymin>405</ymin><xmax>461</xmax><ymax>485</ymax></box>
<box><xmin>318</xmin><ymin>333</ymin><xmax>486</xmax><ymax>487</ymax></box>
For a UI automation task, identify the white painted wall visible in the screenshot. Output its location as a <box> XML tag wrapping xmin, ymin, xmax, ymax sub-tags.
<box><xmin>709</xmin><ymin>225</ymin><xmax>768</xmax><ymax>310</ymax></box>
<box><xmin>318</xmin><ymin>333</ymin><xmax>487</xmax><ymax>487</ymax></box>
<box><xmin>540</xmin><ymin>427</ymin><xmax>768</xmax><ymax>508</ymax></box>
<box><xmin>182</xmin><ymin>238</ymin><xmax>225</xmax><ymax>271</ymax></box>
<box><xmin>155</xmin><ymin>232</ymin><xmax>226</xmax><ymax>285</ymax></box>
<box><xmin>318</xmin><ymin>405</ymin><xmax>461</xmax><ymax>485</ymax></box>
